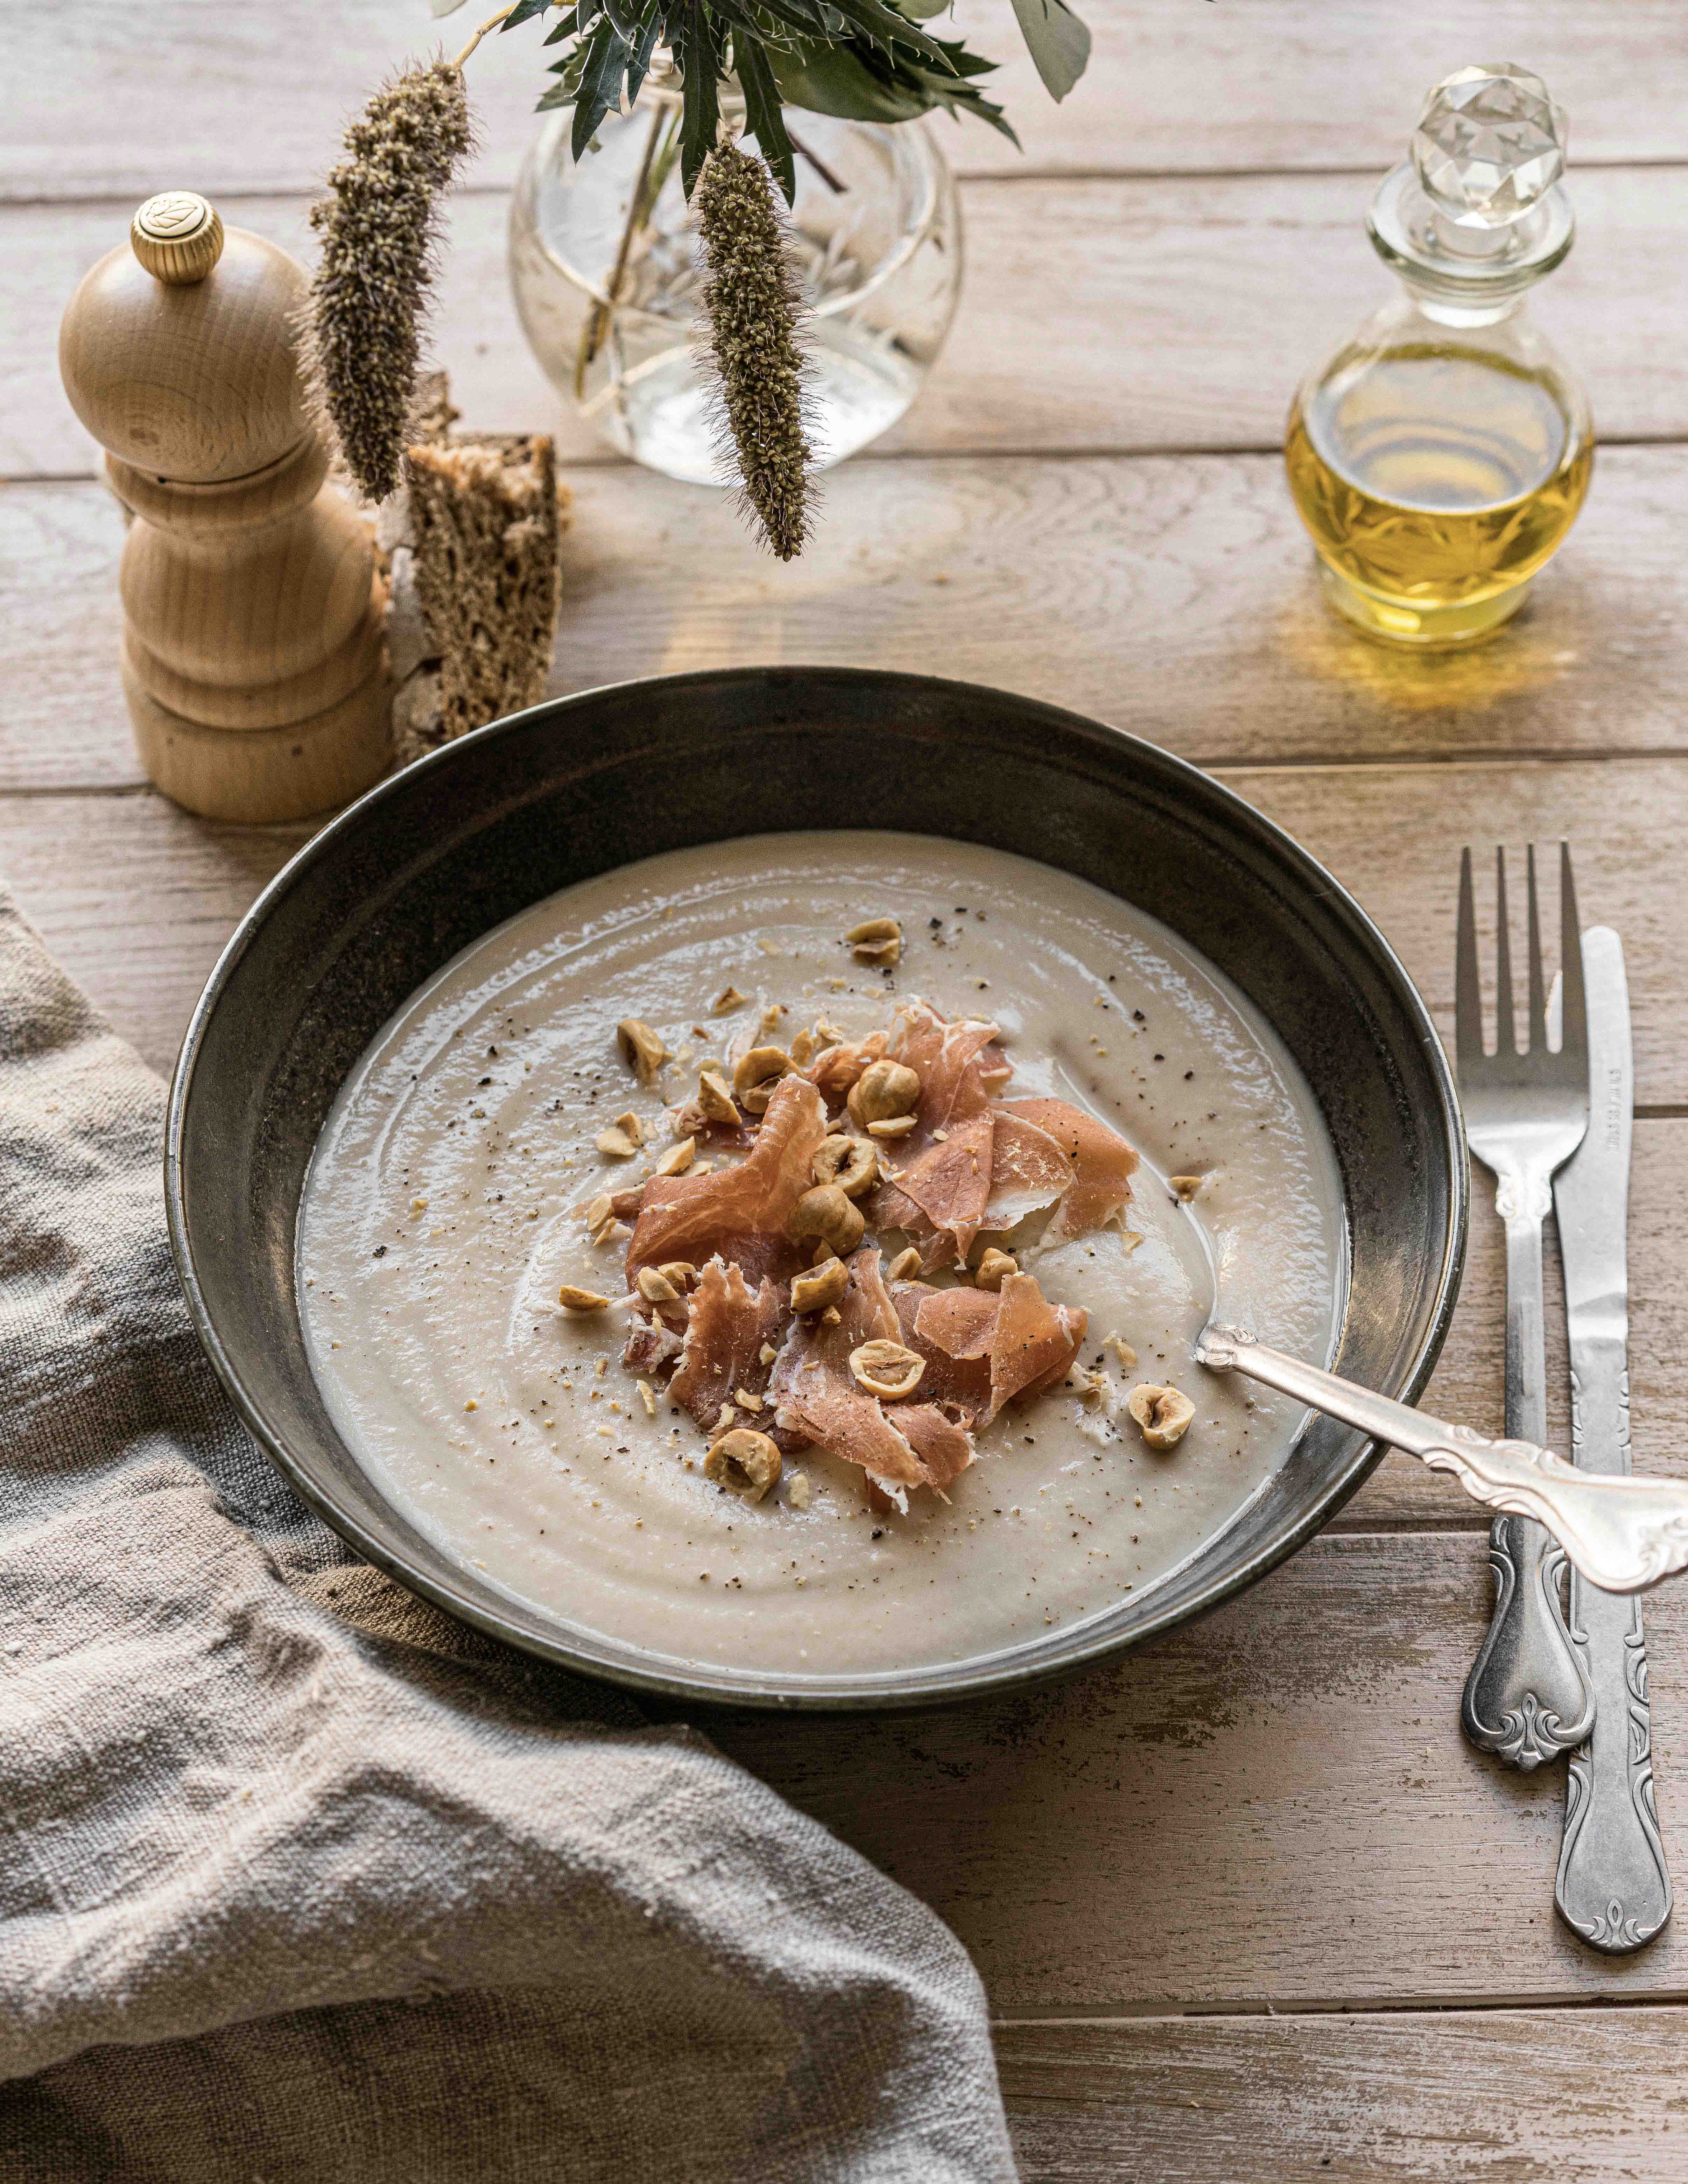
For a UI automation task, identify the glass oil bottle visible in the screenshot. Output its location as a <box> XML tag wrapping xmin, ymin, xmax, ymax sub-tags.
<box><xmin>1286</xmin><ymin>63</ymin><xmax>1593</xmax><ymax>648</ymax></box>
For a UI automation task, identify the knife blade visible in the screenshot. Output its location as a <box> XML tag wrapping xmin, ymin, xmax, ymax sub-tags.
<box><xmin>1551</xmin><ymin>925</ymin><xmax>1671</xmax><ymax>1951</ymax></box>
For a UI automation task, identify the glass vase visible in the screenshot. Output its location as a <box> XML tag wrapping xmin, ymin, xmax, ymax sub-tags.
<box><xmin>508</xmin><ymin>86</ymin><xmax>963</xmax><ymax>485</ymax></box>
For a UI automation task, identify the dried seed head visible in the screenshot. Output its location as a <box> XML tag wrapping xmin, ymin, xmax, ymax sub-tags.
<box><xmin>298</xmin><ymin>60</ymin><xmax>476</xmax><ymax>504</ymax></box>
<box><xmin>694</xmin><ymin>140</ymin><xmax>814</xmax><ymax>561</ymax></box>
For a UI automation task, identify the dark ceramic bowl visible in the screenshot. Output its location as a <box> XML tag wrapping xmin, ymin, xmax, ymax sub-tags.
<box><xmin>167</xmin><ymin>666</ymin><xmax>1466</xmax><ymax>1710</ymax></box>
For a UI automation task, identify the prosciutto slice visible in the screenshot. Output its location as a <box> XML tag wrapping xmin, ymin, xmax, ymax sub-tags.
<box><xmin>982</xmin><ymin>1109</ymin><xmax>1073</xmax><ymax>1231</ymax></box>
<box><xmin>668</xmin><ymin>1257</ymin><xmax>790</xmax><ymax>1440</ymax></box>
<box><xmin>875</xmin><ymin>1109</ymin><xmax>994</xmax><ymax>1265</ymax></box>
<box><xmin>886</xmin><ymin>1002</ymin><xmax>1001</xmax><ymax>1137</ymax></box>
<box><xmin>895</xmin><ymin>1271</ymin><xmax>1087</xmax><ymax>1426</ymax></box>
<box><xmin>770</xmin><ymin>1250</ymin><xmax>974</xmax><ymax>1489</ymax></box>
<box><xmin>997</xmin><ymin>1097</ymin><xmax>1138</xmax><ymax>1236</ymax></box>
<box><xmin>626</xmin><ymin>1074</ymin><xmax>826</xmax><ymax>1284</ymax></box>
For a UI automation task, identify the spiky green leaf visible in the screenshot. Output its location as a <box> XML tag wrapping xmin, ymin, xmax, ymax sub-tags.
<box><xmin>1006</xmin><ymin>0</ymin><xmax>1089</xmax><ymax>100</ymax></box>
<box><xmin>736</xmin><ymin>37</ymin><xmax>797</xmax><ymax>203</ymax></box>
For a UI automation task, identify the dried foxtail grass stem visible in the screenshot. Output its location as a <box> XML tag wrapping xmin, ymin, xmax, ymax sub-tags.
<box><xmin>298</xmin><ymin>60</ymin><xmax>476</xmax><ymax>504</ymax></box>
<box><xmin>694</xmin><ymin>139</ymin><xmax>814</xmax><ymax>561</ymax></box>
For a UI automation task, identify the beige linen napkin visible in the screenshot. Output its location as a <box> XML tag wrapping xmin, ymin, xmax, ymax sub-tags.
<box><xmin>0</xmin><ymin>886</ymin><xmax>1016</xmax><ymax>2182</ymax></box>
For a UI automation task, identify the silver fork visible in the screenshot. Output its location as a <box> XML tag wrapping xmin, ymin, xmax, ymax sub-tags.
<box><xmin>1457</xmin><ymin>842</ymin><xmax>1597</xmax><ymax>1770</ymax></box>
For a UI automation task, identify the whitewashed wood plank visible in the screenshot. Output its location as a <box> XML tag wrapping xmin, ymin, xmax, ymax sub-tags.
<box><xmin>20</xmin><ymin>448</ymin><xmax>1688</xmax><ymax>796</ymax></box>
<box><xmin>999</xmin><ymin>2006</ymin><xmax>1688</xmax><ymax>2181</ymax></box>
<box><xmin>4</xmin><ymin>752</ymin><xmax>1688</xmax><ymax>1095</ymax></box>
<box><xmin>707</xmin><ymin>1527</ymin><xmax>1688</xmax><ymax>2009</ymax></box>
<box><xmin>7</xmin><ymin>0</ymin><xmax>1688</xmax><ymax>200</ymax></box>
<box><xmin>8</xmin><ymin>167</ymin><xmax>1686</xmax><ymax>478</ymax></box>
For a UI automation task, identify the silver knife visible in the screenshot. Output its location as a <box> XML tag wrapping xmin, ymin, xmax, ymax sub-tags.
<box><xmin>1552</xmin><ymin>926</ymin><xmax>1671</xmax><ymax>1951</ymax></box>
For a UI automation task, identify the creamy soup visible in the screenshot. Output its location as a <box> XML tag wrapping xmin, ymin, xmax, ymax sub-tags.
<box><xmin>298</xmin><ymin>833</ymin><xmax>1346</xmax><ymax>1679</ymax></box>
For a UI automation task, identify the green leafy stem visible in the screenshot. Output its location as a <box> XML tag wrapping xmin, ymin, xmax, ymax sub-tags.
<box><xmin>482</xmin><ymin>0</ymin><xmax>1092</xmax><ymax>202</ymax></box>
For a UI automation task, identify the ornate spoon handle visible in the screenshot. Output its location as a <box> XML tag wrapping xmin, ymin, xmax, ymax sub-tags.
<box><xmin>1195</xmin><ymin>1326</ymin><xmax>1688</xmax><ymax>1597</ymax></box>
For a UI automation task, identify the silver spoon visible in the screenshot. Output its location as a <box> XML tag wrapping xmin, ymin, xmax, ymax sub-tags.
<box><xmin>1162</xmin><ymin>1179</ymin><xmax>1688</xmax><ymax>1597</ymax></box>
<box><xmin>1191</xmin><ymin>1321</ymin><xmax>1688</xmax><ymax>1596</ymax></box>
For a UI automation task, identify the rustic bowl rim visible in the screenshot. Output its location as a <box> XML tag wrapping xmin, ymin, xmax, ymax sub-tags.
<box><xmin>165</xmin><ymin>665</ymin><xmax>1467</xmax><ymax>1712</ymax></box>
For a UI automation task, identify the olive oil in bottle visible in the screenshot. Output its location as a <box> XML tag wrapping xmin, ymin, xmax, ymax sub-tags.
<box><xmin>1286</xmin><ymin>65</ymin><xmax>1593</xmax><ymax>648</ymax></box>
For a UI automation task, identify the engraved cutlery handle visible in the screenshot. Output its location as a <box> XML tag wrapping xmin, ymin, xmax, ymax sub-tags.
<box><xmin>1195</xmin><ymin>1326</ymin><xmax>1688</xmax><ymax>1597</ymax></box>
<box><xmin>1461</xmin><ymin>1207</ymin><xmax>1593</xmax><ymax>1770</ymax></box>
<box><xmin>1555</xmin><ymin>1338</ymin><xmax>1671</xmax><ymax>1949</ymax></box>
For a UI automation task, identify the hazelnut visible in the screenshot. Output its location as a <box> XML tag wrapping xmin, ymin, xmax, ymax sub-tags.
<box><xmin>1128</xmin><ymin>1383</ymin><xmax>1195</xmax><ymax>1449</ymax></box>
<box><xmin>848</xmin><ymin>1339</ymin><xmax>926</xmax><ymax>1401</ymax></box>
<box><xmin>1169</xmin><ymin>1175</ymin><xmax>1205</xmax><ymax>1202</ymax></box>
<box><xmin>653</xmin><ymin>1137</ymin><xmax>695</xmax><ymax>1177</ymax></box>
<box><xmin>616</xmin><ymin>1018</ymin><xmax>669</xmax><ymax>1084</ymax></box>
<box><xmin>558</xmin><ymin>1284</ymin><xmax>612</xmax><ymax>1313</ymax></box>
<box><xmin>697</xmin><ymin>1067</ymin><xmax>739</xmax><ymax>1124</ymax></box>
<box><xmin>846</xmin><ymin>917</ymin><xmax>903</xmax><ymax>967</ymax></box>
<box><xmin>885</xmin><ymin>1246</ymin><xmax>922</xmax><ymax>1283</ymax></box>
<box><xmin>733</xmin><ymin>1045</ymin><xmax>791</xmax><ymax>1115</ymax></box>
<box><xmin>848</xmin><ymin>1058</ymin><xmax>921</xmax><ymax>1127</ymax></box>
<box><xmin>812</xmin><ymin>1134</ymin><xmax>879</xmax><ymax>1198</ymax></box>
<box><xmin>636</xmin><ymin>1266</ymin><xmax>682</xmax><ymax>1305</ymax></box>
<box><xmin>791</xmin><ymin>1258</ymin><xmax>850</xmax><ymax>1314</ymax></box>
<box><xmin>788</xmin><ymin>1184</ymin><xmax>865</xmax><ymax>1256</ymax></box>
<box><xmin>705</xmin><ymin>1428</ymin><xmax>782</xmax><ymax>1501</ymax></box>
<box><xmin>974</xmin><ymin>1246</ymin><xmax>1017</xmax><ymax>1291</ymax></box>
<box><xmin>658</xmin><ymin>1261</ymin><xmax>697</xmax><ymax>1290</ymax></box>
<box><xmin>595</xmin><ymin>1125</ymin><xmax>640</xmax><ymax>1160</ymax></box>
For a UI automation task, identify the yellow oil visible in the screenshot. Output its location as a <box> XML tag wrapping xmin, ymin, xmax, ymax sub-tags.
<box><xmin>1285</xmin><ymin>343</ymin><xmax>1593</xmax><ymax>646</ymax></box>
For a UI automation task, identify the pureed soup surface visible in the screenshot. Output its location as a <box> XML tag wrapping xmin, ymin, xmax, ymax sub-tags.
<box><xmin>298</xmin><ymin>833</ymin><xmax>1346</xmax><ymax>1680</ymax></box>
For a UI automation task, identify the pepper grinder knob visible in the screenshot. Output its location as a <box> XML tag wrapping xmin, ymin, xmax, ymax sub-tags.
<box><xmin>130</xmin><ymin>191</ymin><xmax>226</xmax><ymax>285</ymax></box>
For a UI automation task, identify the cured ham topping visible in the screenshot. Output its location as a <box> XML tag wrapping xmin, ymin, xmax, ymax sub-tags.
<box><xmin>626</xmin><ymin>1074</ymin><xmax>826</xmax><ymax>1286</ymax></box>
<box><xmin>600</xmin><ymin>1001</ymin><xmax>1136</xmax><ymax>1508</ymax></box>
<box><xmin>997</xmin><ymin>1097</ymin><xmax>1139</xmax><ymax>1236</ymax></box>
<box><xmin>668</xmin><ymin>1257</ymin><xmax>790</xmax><ymax>1441</ymax></box>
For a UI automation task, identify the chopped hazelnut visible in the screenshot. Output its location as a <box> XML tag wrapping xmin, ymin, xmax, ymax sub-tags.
<box><xmin>848</xmin><ymin>1058</ymin><xmax>921</xmax><ymax>1127</ymax></box>
<box><xmin>697</xmin><ymin>1067</ymin><xmax>739</xmax><ymax>1124</ymax></box>
<box><xmin>595</xmin><ymin>1125</ymin><xmax>639</xmax><ymax>1160</ymax></box>
<box><xmin>788</xmin><ymin>1183</ymin><xmax>865</xmax><ymax>1256</ymax></box>
<box><xmin>866</xmin><ymin>1115</ymin><xmax>918</xmax><ymax>1140</ymax></box>
<box><xmin>705</xmin><ymin>1427</ymin><xmax>782</xmax><ymax>1501</ymax></box>
<box><xmin>884</xmin><ymin>1246</ymin><xmax>922</xmax><ymax>1283</ymax></box>
<box><xmin>559</xmin><ymin>1283</ymin><xmax>612</xmax><ymax>1313</ymax></box>
<box><xmin>711</xmin><ymin>986</ymin><xmax>748</xmax><ymax>1015</ymax></box>
<box><xmin>636</xmin><ymin>1266</ymin><xmax>682</xmax><ymax>1305</ymax></box>
<box><xmin>974</xmin><ymin>1246</ymin><xmax>1017</xmax><ymax>1291</ymax></box>
<box><xmin>1169</xmin><ymin>1174</ymin><xmax>1205</xmax><ymax>1202</ymax></box>
<box><xmin>733</xmin><ymin>1045</ymin><xmax>791</xmax><ymax>1115</ymax></box>
<box><xmin>812</xmin><ymin>1134</ymin><xmax>878</xmax><ymax>1198</ymax></box>
<box><xmin>1128</xmin><ymin>1383</ymin><xmax>1195</xmax><ymax>1449</ymax></box>
<box><xmin>616</xmin><ymin>1019</ymin><xmax>669</xmax><ymax>1084</ymax></box>
<box><xmin>787</xmin><ymin>1471</ymin><xmax>812</xmax><ymax>1511</ymax></box>
<box><xmin>791</xmin><ymin>1258</ymin><xmax>850</xmax><ymax>1314</ymax></box>
<box><xmin>653</xmin><ymin>1137</ymin><xmax>695</xmax><ymax>1177</ymax></box>
<box><xmin>848</xmin><ymin>1338</ymin><xmax>925</xmax><ymax>1400</ymax></box>
<box><xmin>846</xmin><ymin>917</ymin><xmax>903</xmax><ymax>967</ymax></box>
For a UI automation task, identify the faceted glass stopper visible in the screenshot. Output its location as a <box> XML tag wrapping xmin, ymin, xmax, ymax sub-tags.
<box><xmin>1412</xmin><ymin>63</ymin><xmax>1568</xmax><ymax>228</ymax></box>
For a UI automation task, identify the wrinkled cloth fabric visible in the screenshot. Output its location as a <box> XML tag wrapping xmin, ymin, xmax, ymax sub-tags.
<box><xmin>0</xmin><ymin>887</ymin><xmax>1016</xmax><ymax>2183</ymax></box>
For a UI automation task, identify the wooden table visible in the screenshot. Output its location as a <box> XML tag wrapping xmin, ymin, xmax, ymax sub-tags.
<box><xmin>11</xmin><ymin>5</ymin><xmax>1688</xmax><ymax>2172</ymax></box>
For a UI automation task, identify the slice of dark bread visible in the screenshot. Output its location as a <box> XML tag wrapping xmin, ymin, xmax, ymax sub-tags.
<box><xmin>381</xmin><ymin>379</ymin><xmax>566</xmax><ymax>766</ymax></box>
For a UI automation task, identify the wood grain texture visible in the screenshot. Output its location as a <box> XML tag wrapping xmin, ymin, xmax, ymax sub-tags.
<box><xmin>702</xmin><ymin>1527</ymin><xmax>1688</xmax><ymax>2010</ymax></box>
<box><xmin>9</xmin><ymin>167</ymin><xmax>1688</xmax><ymax>478</ymax></box>
<box><xmin>8</xmin><ymin>0</ymin><xmax>1688</xmax><ymax>200</ymax></box>
<box><xmin>14</xmin><ymin>446</ymin><xmax>1688</xmax><ymax>795</ymax></box>
<box><xmin>998</xmin><ymin>2006</ymin><xmax>1688</xmax><ymax>2180</ymax></box>
<box><xmin>5</xmin><ymin>752</ymin><xmax>1688</xmax><ymax>1090</ymax></box>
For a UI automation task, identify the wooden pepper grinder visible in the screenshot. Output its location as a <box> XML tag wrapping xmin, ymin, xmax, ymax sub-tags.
<box><xmin>58</xmin><ymin>192</ymin><xmax>391</xmax><ymax>823</ymax></box>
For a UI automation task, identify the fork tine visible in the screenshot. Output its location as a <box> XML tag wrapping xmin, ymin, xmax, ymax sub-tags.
<box><xmin>1494</xmin><ymin>846</ymin><xmax>1516</xmax><ymax>1055</ymax></box>
<box><xmin>1455</xmin><ymin>847</ymin><xmax>1483</xmax><ymax>1066</ymax></box>
<box><xmin>1558</xmin><ymin>840</ymin><xmax>1587</xmax><ymax>1063</ymax></box>
<box><xmin>1526</xmin><ymin>843</ymin><xmax>1548</xmax><ymax>1055</ymax></box>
